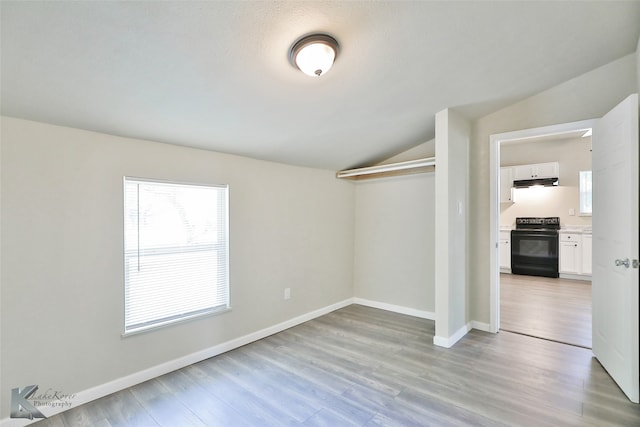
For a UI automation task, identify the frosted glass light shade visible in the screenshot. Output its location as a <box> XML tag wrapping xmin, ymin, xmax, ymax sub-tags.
<box><xmin>290</xmin><ymin>34</ymin><xmax>339</xmax><ymax>77</ymax></box>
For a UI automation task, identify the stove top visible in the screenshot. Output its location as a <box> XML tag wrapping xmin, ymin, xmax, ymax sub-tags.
<box><xmin>515</xmin><ymin>217</ymin><xmax>561</xmax><ymax>230</ymax></box>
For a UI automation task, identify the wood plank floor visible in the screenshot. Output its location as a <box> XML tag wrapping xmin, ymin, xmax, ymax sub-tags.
<box><xmin>33</xmin><ymin>304</ymin><xmax>639</xmax><ymax>426</ymax></box>
<box><xmin>500</xmin><ymin>273</ymin><xmax>592</xmax><ymax>348</ymax></box>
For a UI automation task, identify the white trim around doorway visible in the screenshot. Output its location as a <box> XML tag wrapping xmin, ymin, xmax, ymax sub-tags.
<box><xmin>488</xmin><ymin>119</ymin><xmax>596</xmax><ymax>333</ymax></box>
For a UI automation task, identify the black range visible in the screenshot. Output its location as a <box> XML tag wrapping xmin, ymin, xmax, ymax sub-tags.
<box><xmin>511</xmin><ymin>217</ymin><xmax>560</xmax><ymax>278</ymax></box>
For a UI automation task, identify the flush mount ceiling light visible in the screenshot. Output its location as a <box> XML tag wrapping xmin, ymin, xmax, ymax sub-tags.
<box><xmin>289</xmin><ymin>34</ymin><xmax>339</xmax><ymax>77</ymax></box>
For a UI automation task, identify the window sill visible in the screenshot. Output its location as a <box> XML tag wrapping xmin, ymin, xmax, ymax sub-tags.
<box><xmin>122</xmin><ymin>306</ymin><xmax>232</xmax><ymax>338</ymax></box>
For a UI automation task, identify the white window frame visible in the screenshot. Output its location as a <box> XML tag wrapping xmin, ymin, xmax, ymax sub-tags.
<box><xmin>123</xmin><ymin>177</ymin><xmax>230</xmax><ymax>336</ymax></box>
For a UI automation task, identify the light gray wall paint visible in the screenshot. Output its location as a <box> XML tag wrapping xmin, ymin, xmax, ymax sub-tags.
<box><xmin>0</xmin><ymin>117</ymin><xmax>355</xmax><ymax>418</ymax></box>
<box><xmin>469</xmin><ymin>53</ymin><xmax>637</xmax><ymax>323</ymax></box>
<box><xmin>353</xmin><ymin>173</ymin><xmax>435</xmax><ymax>312</ymax></box>
<box><xmin>435</xmin><ymin>108</ymin><xmax>470</xmax><ymax>342</ymax></box>
<box><xmin>500</xmin><ymin>137</ymin><xmax>592</xmax><ymax>227</ymax></box>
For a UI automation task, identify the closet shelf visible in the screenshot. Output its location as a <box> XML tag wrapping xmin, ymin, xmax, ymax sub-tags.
<box><xmin>336</xmin><ymin>157</ymin><xmax>435</xmax><ymax>180</ymax></box>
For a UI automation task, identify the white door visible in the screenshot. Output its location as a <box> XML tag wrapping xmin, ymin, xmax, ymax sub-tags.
<box><xmin>592</xmin><ymin>93</ymin><xmax>639</xmax><ymax>403</ymax></box>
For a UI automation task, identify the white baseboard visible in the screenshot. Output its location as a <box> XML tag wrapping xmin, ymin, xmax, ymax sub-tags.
<box><xmin>1</xmin><ymin>298</ymin><xmax>353</xmax><ymax>427</ymax></box>
<box><xmin>469</xmin><ymin>320</ymin><xmax>492</xmax><ymax>333</ymax></box>
<box><xmin>352</xmin><ymin>298</ymin><xmax>435</xmax><ymax>320</ymax></box>
<box><xmin>559</xmin><ymin>273</ymin><xmax>592</xmax><ymax>281</ymax></box>
<box><xmin>353</xmin><ymin>299</ymin><xmax>492</xmax><ymax>341</ymax></box>
<box><xmin>433</xmin><ymin>323</ymin><xmax>470</xmax><ymax>348</ymax></box>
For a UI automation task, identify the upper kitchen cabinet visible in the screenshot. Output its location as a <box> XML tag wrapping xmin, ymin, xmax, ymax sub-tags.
<box><xmin>512</xmin><ymin>162</ymin><xmax>559</xmax><ymax>180</ymax></box>
<box><xmin>500</xmin><ymin>167</ymin><xmax>514</xmax><ymax>203</ymax></box>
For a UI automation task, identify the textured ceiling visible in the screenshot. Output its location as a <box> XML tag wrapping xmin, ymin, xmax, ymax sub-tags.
<box><xmin>1</xmin><ymin>1</ymin><xmax>639</xmax><ymax>170</ymax></box>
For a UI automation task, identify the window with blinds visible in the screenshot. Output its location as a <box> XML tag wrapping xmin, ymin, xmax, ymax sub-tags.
<box><xmin>579</xmin><ymin>170</ymin><xmax>592</xmax><ymax>216</ymax></box>
<box><xmin>123</xmin><ymin>177</ymin><xmax>229</xmax><ymax>335</ymax></box>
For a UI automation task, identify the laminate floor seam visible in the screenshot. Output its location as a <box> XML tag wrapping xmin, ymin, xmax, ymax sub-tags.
<box><xmin>499</xmin><ymin>328</ymin><xmax>592</xmax><ymax>349</ymax></box>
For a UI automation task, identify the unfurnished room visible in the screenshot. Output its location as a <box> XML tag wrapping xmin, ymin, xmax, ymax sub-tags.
<box><xmin>1</xmin><ymin>1</ymin><xmax>640</xmax><ymax>426</ymax></box>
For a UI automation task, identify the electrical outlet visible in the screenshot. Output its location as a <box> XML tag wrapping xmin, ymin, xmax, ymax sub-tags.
<box><xmin>284</xmin><ymin>288</ymin><xmax>291</xmax><ymax>300</ymax></box>
<box><xmin>569</xmin><ymin>208</ymin><xmax>575</xmax><ymax>216</ymax></box>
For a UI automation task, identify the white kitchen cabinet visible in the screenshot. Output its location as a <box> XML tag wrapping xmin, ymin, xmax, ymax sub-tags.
<box><xmin>500</xmin><ymin>167</ymin><xmax>513</xmax><ymax>203</ymax></box>
<box><xmin>499</xmin><ymin>230</ymin><xmax>511</xmax><ymax>271</ymax></box>
<box><xmin>513</xmin><ymin>162</ymin><xmax>559</xmax><ymax>180</ymax></box>
<box><xmin>559</xmin><ymin>232</ymin><xmax>582</xmax><ymax>275</ymax></box>
<box><xmin>582</xmin><ymin>234</ymin><xmax>592</xmax><ymax>275</ymax></box>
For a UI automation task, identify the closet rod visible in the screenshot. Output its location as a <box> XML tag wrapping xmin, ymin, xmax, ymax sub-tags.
<box><xmin>336</xmin><ymin>157</ymin><xmax>435</xmax><ymax>179</ymax></box>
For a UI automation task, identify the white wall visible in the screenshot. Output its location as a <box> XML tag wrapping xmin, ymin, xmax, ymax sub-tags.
<box><xmin>353</xmin><ymin>173</ymin><xmax>435</xmax><ymax>314</ymax></box>
<box><xmin>0</xmin><ymin>117</ymin><xmax>355</xmax><ymax>419</ymax></box>
<box><xmin>469</xmin><ymin>53</ymin><xmax>638</xmax><ymax>323</ymax></box>
<box><xmin>500</xmin><ymin>137</ymin><xmax>592</xmax><ymax>227</ymax></box>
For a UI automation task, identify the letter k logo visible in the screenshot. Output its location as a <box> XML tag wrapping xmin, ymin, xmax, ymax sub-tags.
<box><xmin>10</xmin><ymin>385</ymin><xmax>47</xmax><ymax>419</ymax></box>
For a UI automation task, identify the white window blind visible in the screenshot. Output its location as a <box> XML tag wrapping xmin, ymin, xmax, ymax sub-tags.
<box><xmin>123</xmin><ymin>178</ymin><xmax>229</xmax><ymax>335</ymax></box>
<box><xmin>579</xmin><ymin>170</ymin><xmax>592</xmax><ymax>216</ymax></box>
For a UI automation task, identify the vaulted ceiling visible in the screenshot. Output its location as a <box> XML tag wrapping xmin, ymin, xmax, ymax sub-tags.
<box><xmin>2</xmin><ymin>1</ymin><xmax>639</xmax><ymax>170</ymax></box>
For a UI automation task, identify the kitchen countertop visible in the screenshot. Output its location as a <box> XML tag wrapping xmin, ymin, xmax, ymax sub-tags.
<box><xmin>560</xmin><ymin>225</ymin><xmax>592</xmax><ymax>234</ymax></box>
<box><xmin>499</xmin><ymin>225</ymin><xmax>592</xmax><ymax>234</ymax></box>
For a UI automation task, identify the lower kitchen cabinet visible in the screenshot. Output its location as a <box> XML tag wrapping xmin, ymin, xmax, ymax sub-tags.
<box><xmin>582</xmin><ymin>234</ymin><xmax>592</xmax><ymax>275</ymax></box>
<box><xmin>500</xmin><ymin>230</ymin><xmax>511</xmax><ymax>271</ymax></box>
<box><xmin>559</xmin><ymin>231</ymin><xmax>592</xmax><ymax>278</ymax></box>
<box><xmin>560</xmin><ymin>240</ymin><xmax>581</xmax><ymax>274</ymax></box>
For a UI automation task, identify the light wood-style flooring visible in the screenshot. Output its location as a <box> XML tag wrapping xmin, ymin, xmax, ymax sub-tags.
<box><xmin>500</xmin><ymin>273</ymin><xmax>592</xmax><ymax>348</ymax></box>
<box><xmin>34</xmin><ymin>304</ymin><xmax>638</xmax><ymax>426</ymax></box>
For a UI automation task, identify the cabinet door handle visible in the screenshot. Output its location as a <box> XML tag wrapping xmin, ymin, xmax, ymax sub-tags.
<box><xmin>615</xmin><ymin>258</ymin><xmax>630</xmax><ymax>268</ymax></box>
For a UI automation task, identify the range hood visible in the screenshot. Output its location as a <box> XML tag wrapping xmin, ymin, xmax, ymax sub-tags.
<box><xmin>513</xmin><ymin>177</ymin><xmax>558</xmax><ymax>188</ymax></box>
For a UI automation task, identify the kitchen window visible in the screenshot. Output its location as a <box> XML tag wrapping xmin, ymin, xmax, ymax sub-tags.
<box><xmin>123</xmin><ymin>177</ymin><xmax>229</xmax><ymax>335</ymax></box>
<box><xmin>579</xmin><ymin>170</ymin><xmax>592</xmax><ymax>216</ymax></box>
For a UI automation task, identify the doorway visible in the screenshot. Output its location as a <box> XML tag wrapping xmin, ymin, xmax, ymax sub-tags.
<box><xmin>497</xmin><ymin>131</ymin><xmax>593</xmax><ymax>348</ymax></box>
<box><xmin>488</xmin><ymin>119</ymin><xmax>596</xmax><ymax>337</ymax></box>
<box><xmin>489</xmin><ymin>96</ymin><xmax>639</xmax><ymax>403</ymax></box>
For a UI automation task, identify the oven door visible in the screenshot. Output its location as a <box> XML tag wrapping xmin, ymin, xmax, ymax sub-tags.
<box><xmin>510</xmin><ymin>230</ymin><xmax>559</xmax><ymax>278</ymax></box>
